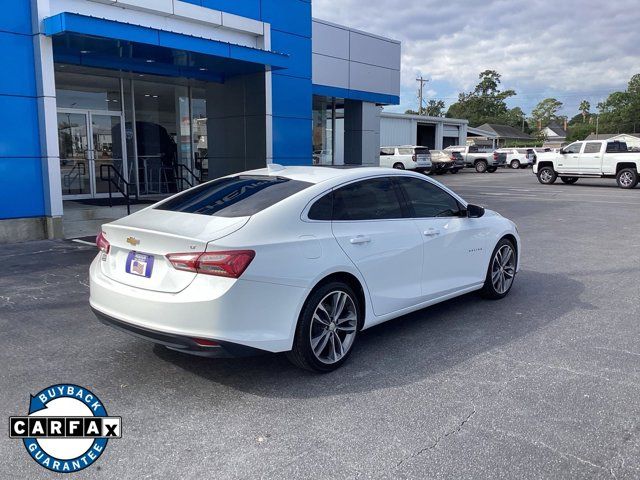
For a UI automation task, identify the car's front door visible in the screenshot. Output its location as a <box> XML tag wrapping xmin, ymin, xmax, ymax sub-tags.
<box><xmin>331</xmin><ymin>177</ymin><xmax>424</xmax><ymax>316</ymax></box>
<box><xmin>394</xmin><ymin>176</ymin><xmax>491</xmax><ymax>300</ymax></box>
<box><xmin>557</xmin><ymin>142</ymin><xmax>583</xmax><ymax>174</ymax></box>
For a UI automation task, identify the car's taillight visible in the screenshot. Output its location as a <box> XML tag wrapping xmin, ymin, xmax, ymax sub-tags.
<box><xmin>96</xmin><ymin>231</ymin><xmax>110</xmax><ymax>254</ymax></box>
<box><xmin>412</xmin><ymin>154</ymin><xmax>417</xmax><ymax>162</ymax></box>
<box><xmin>166</xmin><ymin>250</ymin><xmax>255</xmax><ymax>278</ymax></box>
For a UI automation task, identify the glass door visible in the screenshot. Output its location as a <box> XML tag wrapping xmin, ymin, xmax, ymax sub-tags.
<box><xmin>58</xmin><ymin>112</ymin><xmax>91</xmax><ymax>196</ymax></box>
<box><xmin>58</xmin><ymin>109</ymin><xmax>127</xmax><ymax>199</ymax></box>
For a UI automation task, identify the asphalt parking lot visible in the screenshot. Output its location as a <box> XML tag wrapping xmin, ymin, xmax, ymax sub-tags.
<box><xmin>1</xmin><ymin>168</ymin><xmax>639</xmax><ymax>479</ymax></box>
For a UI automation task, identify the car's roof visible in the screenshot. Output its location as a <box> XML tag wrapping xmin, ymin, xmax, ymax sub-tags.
<box><xmin>240</xmin><ymin>165</ymin><xmax>416</xmax><ymax>185</ymax></box>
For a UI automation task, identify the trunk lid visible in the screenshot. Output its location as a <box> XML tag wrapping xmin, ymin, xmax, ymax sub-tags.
<box><xmin>99</xmin><ymin>209</ymin><xmax>249</xmax><ymax>293</ymax></box>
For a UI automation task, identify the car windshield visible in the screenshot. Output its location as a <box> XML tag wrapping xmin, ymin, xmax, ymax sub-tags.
<box><xmin>155</xmin><ymin>176</ymin><xmax>312</xmax><ymax>217</ymax></box>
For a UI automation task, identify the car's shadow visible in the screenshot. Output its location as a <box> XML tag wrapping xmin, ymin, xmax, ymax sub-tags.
<box><xmin>152</xmin><ymin>269</ymin><xmax>593</xmax><ymax>399</ymax></box>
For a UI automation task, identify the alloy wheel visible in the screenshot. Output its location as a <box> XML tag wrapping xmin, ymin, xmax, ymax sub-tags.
<box><xmin>619</xmin><ymin>171</ymin><xmax>634</xmax><ymax>187</ymax></box>
<box><xmin>491</xmin><ymin>245</ymin><xmax>516</xmax><ymax>295</ymax></box>
<box><xmin>540</xmin><ymin>169</ymin><xmax>553</xmax><ymax>183</ymax></box>
<box><xmin>310</xmin><ymin>291</ymin><xmax>358</xmax><ymax>364</ymax></box>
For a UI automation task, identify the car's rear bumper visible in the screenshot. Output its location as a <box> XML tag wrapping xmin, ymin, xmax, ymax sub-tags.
<box><xmin>89</xmin><ymin>255</ymin><xmax>306</xmax><ymax>353</ymax></box>
<box><xmin>92</xmin><ymin>307</ymin><xmax>263</xmax><ymax>357</ymax></box>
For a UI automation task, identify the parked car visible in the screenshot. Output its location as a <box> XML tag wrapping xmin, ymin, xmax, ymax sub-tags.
<box><xmin>534</xmin><ymin>140</ymin><xmax>640</xmax><ymax>189</ymax></box>
<box><xmin>444</xmin><ymin>145</ymin><xmax>507</xmax><ymax>173</ymax></box>
<box><xmin>497</xmin><ymin>148</ymin><xmax>535</xmax><ymax>169</ymax></box>
<box><xmin>430</xmin><ymin>150</ymin><xmax>465</xmax><ymax>174</ymax></box>
<box><xmin>90</xmin><ymin>166</ymin><xmax>521</xmax><ymax>372</ymax></box>
<box><xmin>380</xmin><ymin>146</ymin><xmax>432</xmax><ymax>173</ymax></box>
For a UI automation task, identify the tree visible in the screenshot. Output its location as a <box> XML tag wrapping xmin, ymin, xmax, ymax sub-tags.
<box><xmin>579</xmin><ymin>100</ymin><xmax>591</xmax><ymax>123</ymax></box>
<box><xmin>424</xmin><ymin>100</ymin><xmax>445</xmax><ymax>117</ymax></box>
<box><xmin>404</xmin><ymin>109</ymin><xmax>419</xmax><ymax>115</ymax></box>
<box><xmin>445</xmin><ymin>70</ymin><xmax>518</xmax><ymax>127</ymax></box>
<box><xmin>531</xmin><ymin>98</ymin><xmax>563</xmax><ymax>127</ymax></box>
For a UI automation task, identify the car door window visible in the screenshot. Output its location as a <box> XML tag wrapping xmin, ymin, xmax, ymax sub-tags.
<box><xmin>380</xmin><ymin>148</ymin><xmax>395</xmax><ymax>156</ymax></box>
<box><xmin>396</xmin><ymin>177</ymin><xmax>462</xmax><ymax>218</ymax></box>
<box><xmin>584</xmin><ymin>142</ymin><xmax>601</xmax><ymax>154</ymax></box>
<box><xmin>333</xmin><ymin>178</ymin><xmax>404</xmax><ymax>221</ymax></box>
<box><xmin>397</xmin><ymin>148</ymin><xmax>413</xmax><ymax>155</ymax></box>
<box><xmin>564</xmin><ymin>143</ymin><xmax>583</xmax><ymax>154</ymax></box>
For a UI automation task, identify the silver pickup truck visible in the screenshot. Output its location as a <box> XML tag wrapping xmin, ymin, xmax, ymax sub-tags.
<box><xmin>444</xmin><ymin>145</ymin><xmax>507</xmax><ymax>173</ymax></box>
<box><xmin>533</xmin><ymin>140</ymin><xmax>640</xmax><ymax>189</ymax></box>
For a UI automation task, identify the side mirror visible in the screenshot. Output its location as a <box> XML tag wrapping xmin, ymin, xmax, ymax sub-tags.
<box><xmin>559</xmin><ymin>149</ymin><xmax>566</xmax><ymax>155</ymax></box>
<box><xmin>467</xmin><ymin>204</ymin><xmax>485</xmax><ymax>218</ymax></box>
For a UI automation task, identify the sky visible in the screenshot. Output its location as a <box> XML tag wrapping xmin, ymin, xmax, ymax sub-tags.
<box><xmin>312</xmin><ymin>0</ymin><xmax>640</xmax><ymax>119</ymax></box>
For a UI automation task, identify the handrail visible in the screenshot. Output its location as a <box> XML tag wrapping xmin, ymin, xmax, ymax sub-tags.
<box><xmin>175</xmin><ymin>163</ymin><xmax>204</xmax><ymax>191</ymax></box>
<box><xmin>99</xmin><ymin>164</ymin><xmax>138</xmax><ymax>215</ymax></box>
<box><xmin>63</xmin><ymin>161</ymin><xmax>86</xmax><ymax>193</ymax></box>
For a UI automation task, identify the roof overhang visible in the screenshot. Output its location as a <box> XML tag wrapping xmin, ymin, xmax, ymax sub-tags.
<box><xmin>43</xmin><ymin>12</ymin><xmax>289</xmax><ymax>81</ymax></box>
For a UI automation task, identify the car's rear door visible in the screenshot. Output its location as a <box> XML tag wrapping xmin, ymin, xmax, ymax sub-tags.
<box><xmin>580</xmin><ymin>141</ymin><xmax>604</xmax><ymax>173</ymax></box>
<box><xmin>331</xmin><ymin>177</ymin><xmax>423</xmax><ymax>316</ymax></box>
<box><xmin>394</xmin><ymin>176</ymin><xmax>490</xmax><ymax>299</ymax></box>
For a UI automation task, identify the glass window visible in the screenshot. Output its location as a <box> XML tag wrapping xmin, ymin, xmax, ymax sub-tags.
<box><xmin>308</xmin><ymin>192</ymin><xmax>333</xmax><ymax>221</ymax></box>
<box><xmin>584</xmin><ymin>142</ymin><xmax>601</xmax><ymax>154</ymax></box>
<box><xmin>333</xmin><ymin>178</ymin><xmax>403</xmax><ymax>221</ymax></box>
<box><xmin>396</xmin><ymin>177</ymin><xmax>462</xmax><ymax>218</ymax></box>
<box><xmin>156</xmin><ymin>176</ymin><xmax>312</xmax><ymax>217</ymax></box>
<box><xmin>564</xmin><ymin>143</ymin><xmax>583</xmax><ymax>154</ymax></box>
<box><xmin>380</xmin><ymin>148</ymin><xmax>395</xmax><ymax>156</ymax></box>
<box><xmin>312</xmin><ymin>96</ymin><xmax>334</xmax><ymax>165</ymax></box>
<box><xmin>55</xmin><ymin>68</ymin><xmax>122</xmax><ymax>112</ymax></box>
<box><xmin>398</xmin><ymin>148</ymin><xmax>414</xmax><ymax>155</ymax></box>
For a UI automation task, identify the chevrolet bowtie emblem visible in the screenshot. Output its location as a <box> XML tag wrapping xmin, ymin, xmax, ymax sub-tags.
<box><xmin>126</xmin><ymin>237</ymin><xmax>140</xmax><ymax>246</ymax></box>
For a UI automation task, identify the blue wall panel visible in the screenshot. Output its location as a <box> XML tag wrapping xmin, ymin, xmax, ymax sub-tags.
<box><xmin>0</xmin><ymin>96</ymin><xmax>41</xmax><ymax>158</ymax></box>
<box><xmin>271</xmin><ymin>117</ymin><xmax>312</xmax><ymax>162</ymax></box>
<box><xmin>0</xmin><ymin>0</ymin><xmax>33</xmax><ymax>35</ymax></box>
<box><xmin>0</xmin><ymin>158</ymin><xmax>45</xmax><ymax>219</ymax></box>
<box><xmin>261</xmin><ymin>0</ymin><xmax>311</xmax><ymax>37</ymax></box>
<box><xmin>0</xmin><ymin>32</ymin><xmax>37</xmax><ymax>97</ymax></box>
<box><xmin>271</xmin><ymin>75</ymin><xmax>311</xmax><ymax>120</ymax></box>
<box><xmin>270</xmin><ymin>31</ymin><xmax>311</xmax><ymax>79</ymax></box>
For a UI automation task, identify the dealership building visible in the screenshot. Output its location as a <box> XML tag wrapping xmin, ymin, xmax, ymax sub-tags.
<box><xmin>0</xmin><ymin>0</ymin><xmax>400</xmax><ymax>242</ymax></box>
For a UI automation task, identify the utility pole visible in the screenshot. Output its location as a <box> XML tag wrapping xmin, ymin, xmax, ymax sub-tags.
<box><xmin>416</xmin><ymin>76</ymin><xmax>429</xmax><ymax>115</ymax></box>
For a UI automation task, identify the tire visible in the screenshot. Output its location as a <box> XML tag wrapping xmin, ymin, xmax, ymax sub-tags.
<box><xmin>480</xmin><ymin>238</ymin><xmax>517</xmax><ymax>300</ymax></box>
<box><xmin>537</xmin><ymin>166</ymin><xmax>557</xmax><ymax>185</ymax></box>
<box><xmin>510</xmin><ymin>160</ymin><xmax>521</xmax><ymax>169</ymax></box>
<box><xmin>286</xmin><ymin>282</ymin><xmax>361</xmax><ymax>372</ymax></box>
<box><xmin>487</xmin><ymin>167</ymin><xmax>498</xmax><ymax>173</ymax></box>
<box><xmin>475</xmin><ymin>160</ymin><xmax>488</xmax><ymax>173</ymax></box>
<box><xmin>616</xmin><ymin>168</ymin><xmax>638</xmax><ymax>189</ymax></box>
<box><xmin>561</xmin><ymin>177</ymin><xmax>579</xmax><ymax>184</ymax></box>
<box><xmin>393</xmin><ymin>162</ymin><xmax>405</xmax><ymax>170</ymax></box>
<box><xmin>450</xmin><ymin>169</ymin><xmax>459</xmax><ymax>174</ymax></box>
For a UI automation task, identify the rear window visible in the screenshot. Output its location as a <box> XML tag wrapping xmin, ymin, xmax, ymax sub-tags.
<box><xmin>155</xmin><ymin>176</ymin><xmax>312</xmax><ymax>217</ymax></box>
<box><xmin>414</xmin><ymin>148</ymin><xmax>430</xmax><ymax>155</ymax></box>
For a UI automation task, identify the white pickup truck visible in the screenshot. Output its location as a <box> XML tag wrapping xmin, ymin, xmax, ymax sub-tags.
<box><xmin>445</xmin><ymin>145</ymin><xmax>507</xmax><ymax>173</ymax></box>
<box><xmin>533</xmin><ymin>140</ymin><xmax>640</xmax><ymax>189</ymax></box>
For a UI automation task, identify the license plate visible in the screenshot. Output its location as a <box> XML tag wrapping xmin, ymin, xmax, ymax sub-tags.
<box><xmin>126</xmin><ymin>252</ymin><xmax>155</xmax><ymax>278</ymax></box>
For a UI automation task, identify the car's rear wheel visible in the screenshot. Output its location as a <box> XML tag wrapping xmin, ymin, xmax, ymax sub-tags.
<box><xmin>481</xmin><ymin>238</ymin><xmax>517</xmax><ymax>300</ymax></box>
<box><xmin>450</xmin><ymin>168</ymin><xmax>459</xmax><ymax>174</ymax></box>
<box><xmin>537</xmin><ymin>166</ymin><xmax>557</xmax><ymax>184</ymax></box>
<box><xmin>475</xmin><ymin>160</ymin><xmax>488</xmax><ymax>173</ymax></box>
<box><xmin>393</xmin><ymin>162</ymin><xmax>405</xmax><ymax>170</ymax></box>
<box><xmin>561</xmin><ymin>177</ymin><xmax>579</xmax><ymax>184</ymax></box>
<box><xmin>510</xmin><ymin>159</ymin><xmax>521</xmax><ymax>169</ymax></box>
<box><xmin>287</xmin><ymin>282</ymin><xmax>360</xmax><ymax>372</ymax></box>
<box><xmin>616</xmin><ymin>168</ymin><xmax>638</xmax><ymax>189</ymax></box>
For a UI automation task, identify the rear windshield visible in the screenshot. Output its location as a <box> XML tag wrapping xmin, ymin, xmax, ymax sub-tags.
<box><xmin>155</xmin><ymin>176</ymin><xmax>312</xmax><ymax>217</ymax></box>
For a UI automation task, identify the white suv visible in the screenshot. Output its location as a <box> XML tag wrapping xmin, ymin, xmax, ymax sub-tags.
<box><xmin>380</xmin><ymin>146</ymin><xmax>432</xmax><ymax>173</ymax></box>
<box><xmin>497</xmin><ymin>148</ymin><xmax>534</xmax><ymax>169</ymax></box>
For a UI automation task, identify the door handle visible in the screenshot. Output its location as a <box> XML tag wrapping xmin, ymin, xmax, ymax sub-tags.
<box><xmin>423</xmin><ymin>229</ymin><xmax>441</xmax><ymax>237</ymax></box>
<box><xmin>350</xmin><ymin>235</ymin><xmax>371</xmax><ymax>245</ymax></box>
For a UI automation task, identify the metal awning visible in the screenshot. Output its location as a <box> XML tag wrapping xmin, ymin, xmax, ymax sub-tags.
<box><xmin>43</xmin><ymin>13</ymin><xmax>289</xmax><ymax>81</ymax></box>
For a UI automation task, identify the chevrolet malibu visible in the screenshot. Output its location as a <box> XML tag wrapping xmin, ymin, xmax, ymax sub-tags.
<box><xmin>90</xmin><ymin>166</ymin><xmax>520</xmax><ymax>372</ymax></box>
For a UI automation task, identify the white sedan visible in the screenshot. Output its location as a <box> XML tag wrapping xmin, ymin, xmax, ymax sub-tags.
<box><xmin>90</xmin><ymin>166</ymin><xmax>520</xmax><ymax>372</ymax></box>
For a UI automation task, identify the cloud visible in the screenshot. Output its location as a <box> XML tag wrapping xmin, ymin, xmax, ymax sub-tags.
<box><xmin>313</xmin><ymin>0</ymin><xmax>640</xmax><ymax>116</ymax></box>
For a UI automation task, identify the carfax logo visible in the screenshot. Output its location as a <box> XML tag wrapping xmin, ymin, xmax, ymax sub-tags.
<box><xmin>9</xmin><ymin>384</ymin><xmax>121</xmax><ymax>473</ymax></box>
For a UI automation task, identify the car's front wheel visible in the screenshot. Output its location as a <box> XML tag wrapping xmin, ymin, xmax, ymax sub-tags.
<box><xmin>287</xmin><ymin>282</ymin><xmax>360</xmax><ymax>372</ymax></box>
<box><xmin>537</xmin><ymin>166</ymin><xmax>557</xmax><ymax>184</ymax></box>
<box><xmin>393</xmin><ymin>162</ymin><xmax>405</xmax><ymax>170</ymax></box>
<box><xmin>481</xmin><ymin>238</ymin><xmax>517</xmax><ymax>300</ymax></box>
